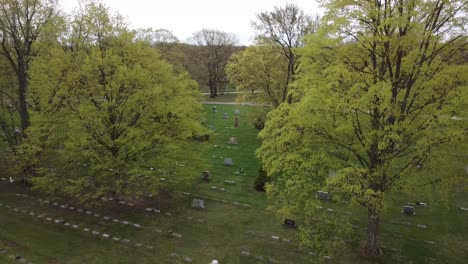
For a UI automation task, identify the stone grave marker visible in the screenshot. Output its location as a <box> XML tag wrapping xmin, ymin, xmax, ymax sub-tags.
<box><xmin>283</xmin><ymin>219</ymin><xmax>297</xmax><ymax>228</ymax></box>
<box><xmin>172</xmin><ymin>232</ymin><xmax>182</xmax><ymax>238</ymax></box>
<box><xmin>416</xmin><ymin>202</ymin><xmax>428</xmax><ymax>207</ymax></box>
<box><xmin>202</xmin><ymin>170</ymin><xmax>211</xmax><ymax>182</ymax></box>
<box><xmin>212</xmin><ymin>106</ymin><xmax>217</xmax><ymax>113</ymax></box>
<box><xmin>228</xmin><ymin>137</ymin><xmax>238</xmax><ymax>145</ymax></box>
<box><xmin>223</xmin><ymin>113</ymin><xmax>229</xmax><ymax>119</ymax></box>
<box><xmin>235</xmin><ymin>109</ymin><xmax>241</xmax><ymax>115</ymax></box>
<box><xmin>316</xmin><ymin>191</ymin><xmax>330</xmax><ymax>200</ymax></box>
<box><xmin>224</xmin><ymin>158</ymin><xmax>233</xmax><ymax>166</ymax></box>
<box><xmin>402</xmin><ymin>205</ymin><xmax>415</xmax><ymax>216</ymax></box>
<box><xmin>192</xmin><ymin>199</ymin><xmax>205</xmax><ymax>209</ymax></box>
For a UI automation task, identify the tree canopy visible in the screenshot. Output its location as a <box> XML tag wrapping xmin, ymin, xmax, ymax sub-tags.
<box><xmin>190</xmin><ymin>28</ymin><xmax>238</xmax><ymax>98</ymax></box>
<box><xmin>0</xmin><ymin>0</ymin><xmax>58</xmax><ymax>147</ymax></box>
<box><xmin>252</xmin><ymin>3</ymin><xmax>318</xmax><ymax>103</ymax></box>
<box><xmin>258</xmin><ymin>0</ymin><xmax>467</xmax><ymax>257</ymax></box>
<box><xmin>227</xmin><ymin>44</ymin><xmax>288</xmax><ymax>108</ymax></box>
<box><xmin>17</xmin><ymin>1</ymin><xmax>206</xmax><ymax>202</ymax></box>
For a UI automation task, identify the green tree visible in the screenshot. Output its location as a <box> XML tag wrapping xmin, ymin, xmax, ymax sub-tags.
<box><xmin>19</xmin><ymin>1</ymin><xmax>206</xmax><ymax>201</ymax></box>
<box><xmin>134</xmin><ymin>27</ymin><xmax>179</xmax><ymax>60</ymax></box>
<box><xmin>258</xmin><ymin>0</ymin><xmax>467</xmax><ymax>257</ymax></box>
<box><xmin>252</xmin><ymin>3</ymin><xmax>318</xmax><ymax>103</ymax></box>
<box><xmin>227</xmin><ymin>45</ymin><xmax>288</xmax><ymax>107</ymax></box>
<box><xmin>0</xmin><ymin>0</ymin><xmax>57</xmax><ymax>141</ymax></box>
<box><xmin>190</xmin><ymin>28</ymin><xmax>238</xmax><ymax>98</ymax></box>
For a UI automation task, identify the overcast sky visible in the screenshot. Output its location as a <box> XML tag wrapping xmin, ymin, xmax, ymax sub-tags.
<box><xmin>59</xmin><ymin>0</ymin><xmax>322</xmax><ymax>45</ymax></box>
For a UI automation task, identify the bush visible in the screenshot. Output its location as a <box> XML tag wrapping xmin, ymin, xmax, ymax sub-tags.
<box><xmin>254</xmin><ymin>168</ymin><xmax>269</xmax><ymax>192</ymax></box>
<box><xmin>253</xmin><ymin>116</ymin><xmax>265</xmax><ymax>130</ymax></box>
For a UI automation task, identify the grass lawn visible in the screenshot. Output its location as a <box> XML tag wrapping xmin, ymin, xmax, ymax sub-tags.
<box><xmin>0</xmin><ymin>103</ymin><xmax>467</xmax><ymax>263</ymax></box>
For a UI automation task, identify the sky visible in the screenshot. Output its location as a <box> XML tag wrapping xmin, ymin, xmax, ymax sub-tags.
<box><xmin>59</xmin><ymin>0</ymin><xmax>322</xmax><ymax>45</ymax></box>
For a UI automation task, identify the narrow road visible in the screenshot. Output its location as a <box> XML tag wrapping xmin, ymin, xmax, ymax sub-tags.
<box><xmin>202</xmin><ymin>101</ymin><xmax>257</xmax><ymax>106</ymax></box>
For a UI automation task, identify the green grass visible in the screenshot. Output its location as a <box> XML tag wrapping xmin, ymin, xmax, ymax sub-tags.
<box><xmin>0</xmin><ymin>103</ymin><xmax>467</xmax><ymax>263</ymax></box>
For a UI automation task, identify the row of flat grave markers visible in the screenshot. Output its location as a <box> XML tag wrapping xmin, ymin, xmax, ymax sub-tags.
<box><xmin>14</xmin><ymin>193</ymin><xmax>143</xmax><ymax>230</ymax></box>
<box><xmin>212</xmin><ymin>106</ymin><xmax>241</xmax><ymax>116</ymax></box>
<box><xmin>0</xmin><ymin>202</ymin><xmax>195</xmax><ymax>260</ymax></box>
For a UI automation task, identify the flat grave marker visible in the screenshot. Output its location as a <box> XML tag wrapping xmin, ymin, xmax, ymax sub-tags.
<box><xmin>192</xmin><ymin>199</ymin><xmax>205</xmax><ymax>209</ymax></box>
<box><xmin>224</xmin><ymin>158</ymin><xmax>233</xmax><ymax>166</ymax></box>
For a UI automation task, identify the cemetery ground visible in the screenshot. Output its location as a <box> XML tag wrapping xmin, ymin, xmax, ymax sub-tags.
<box><xmin>0</xmin><ymin>103</ymin><xmax>467</xmax><ymax>263</ymax></box>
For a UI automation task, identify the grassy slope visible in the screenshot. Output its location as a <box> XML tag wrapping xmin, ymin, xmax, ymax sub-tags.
<box><xmin>0</xmin><ymin>102</ymin><xmax>467</xmax><ymax>264</ymax></box>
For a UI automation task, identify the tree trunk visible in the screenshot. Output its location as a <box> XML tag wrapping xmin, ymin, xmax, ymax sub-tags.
<box><xmin>18</xmin><ymin>66</ymin><xmax>30</xmax><ymax>134</ymax></box>
<box><xmin>364</xmin><ymin>209</ymin><xmax>383</xmax><ymax>256</ymax></box>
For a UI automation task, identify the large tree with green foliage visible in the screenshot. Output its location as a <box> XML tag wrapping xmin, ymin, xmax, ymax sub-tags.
<box><xmin>252</xmin><ymin>3</ymin><xmax>318</xmax><ymax>103</ymax></box>
<box><xmin>227</xmin><ymin>44</ymin><xmax>288</xmax><ymax>107</ymax></box>
<box><xmin>190</xmin><ymin>28</ymin><xmax>238</xmax><ymax>98</ymax></box>
<box><xmin>18</xmin><ymin>1</ymin><xmax>206</xmax><ymax>201</ymax></box>
<box><xmin>258</xmin><ymin>0</ymin><xmax>467</xmax><ymax>257</ymax></box>
<box><xmin>0</xmin><ymin>0</ymin><xmax>57</xmax><ymax>144</ymax></box>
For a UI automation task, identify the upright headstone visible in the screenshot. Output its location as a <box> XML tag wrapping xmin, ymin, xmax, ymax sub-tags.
<box><xmin>192</xmin><ymin>199</ymin><xmax>205</xmax><ymax>209</ymax></box>
<box><xmin>228</xmin><ymin>137</ymin><xmax>238</xmax><ymax>145</ymax></box>
<box><xmin>202</xmin><ymin>171</ymin><xmax>211</xmax><ymax>182</ymax></box>
<box><xmin>283</xmin><ymin>219</ymin><xmax>297</xmax><ymax>228</ymax></box>
<box><xmin>235</xmin><ymin>109</ymin><xmax>241</xmax><ymax>115</ymax></box>
<box><xmin>234</xmin><ymin>116</ymin><xmax>239</xmax><ymax>127</ymax></box>
<box><xmin>402</xmin><ymin>206</ymin><xmax>415</xmax><ymax>215</ymax></box>
<box><xmin>223</xmin><ymin>113</ymin><xmax>229</xmax><ymax>119</ymax></box>
<box><xmin>224</xmin><ymin>158</ymin><xmax>233</xmax><ymax>166</ymax></box>
<box><xmin>212</xmin><ymin>106</ymin><xmax>217</xmax><ymax>113</ymax></box>
<box><xmin>316</xmin><ymin>191</ymin><xmax>330</xmax><ymax>200</ymax></box>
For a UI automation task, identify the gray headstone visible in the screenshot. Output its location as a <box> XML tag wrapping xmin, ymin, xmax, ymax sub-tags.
<box><xmin>223</xmin><ymin>113</ymin><xmax>229</xmax><ymax>119</ymax></box>
<box><xmin>172</xmin><ymin>232</ymin><xmax>183</xmax><ymax>238</ymax></box>
<box><xmin>202</xmin><ymin>171</ymin><xmax>211</xmax><ymax>181</ymax></box>
<box><xmin>192</xmin><ymin>199</ymin><xmax>205</xmax><ymax>209</ymax></box>
<box><xmin>228</xmin><ymin>137</ymin><xmax>238</xmax><ymax>145</ymax></box>
<box><xmin>235</xmin><ymin>109</ymin><xmax>241</xmax><ymax>115</ymax></box>
<box><xmin>224</xmin><ymin>158</ymin><xmax>233</xmax><ymax>166</ymax></box>
<box><xmin>316</xmin><ymin>191</ymin><xmax>330</xmax><ymax>200</ymax></box>
<box><xmin>402</xmin><ymin>205</ymin><xmax>415</xmax><ymax>215</ymax></box>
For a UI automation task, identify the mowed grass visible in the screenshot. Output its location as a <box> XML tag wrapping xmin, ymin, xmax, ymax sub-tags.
<box><xmin>0</xmin><ymin>103</ymin><xmax>467</xmax><ymax>263</ymax></box>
